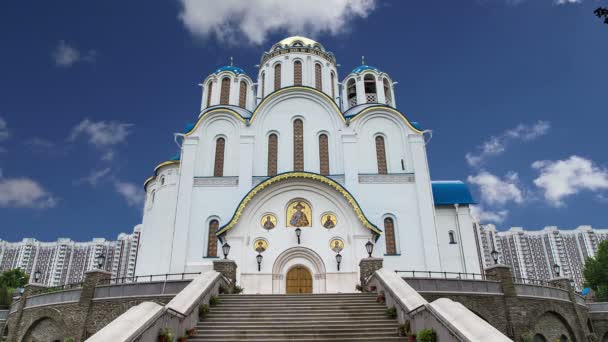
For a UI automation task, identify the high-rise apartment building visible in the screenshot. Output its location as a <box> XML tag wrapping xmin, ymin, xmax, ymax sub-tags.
<box><xmin>477</xmin><ymin>224</ymin><xmax>608</xmax><ymax>289</ymax></box>
<box><xmin>0</xmin><ymin>225</ymin><xmax>141</xmax><ymax>286</ymax></box>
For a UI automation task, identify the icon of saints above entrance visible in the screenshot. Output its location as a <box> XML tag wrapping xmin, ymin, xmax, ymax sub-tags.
<box><xmin>253</xmin><ymin>238</ymin><xmax>268</xmax><ymax>253</ymax></box>
<box><xmin>330</xmin><ymin>238</ymin><xmax>344</xmax><ymax>253</ymax></box>
<box><xmin>286</xmin><ymin>200</ymin><xmax>312</xmax><ymax>227</ymax></box>
<box><xmin>321</xmin><ymin>213</ymin><xmax>337</xmax><ymax>229</ymax></box>
<box><xmin>261</xmin><ymin>213</ymin><xmax>277</xmax><ymax>230</ymax></box>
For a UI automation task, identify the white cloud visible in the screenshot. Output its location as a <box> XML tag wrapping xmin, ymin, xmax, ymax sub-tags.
<box><xmin>114</xmin><ymin>181</ymin><xmax>145</xmax><ymax>207</ymax></box>
<box><xmin>468</xmin><ymin>171</ymin><xmax>524</xmax><ymax>206</ymax></box>
<box><xmin>52</xmin><ymin>40</ymin><xmax>97</xmax><ymax>67</ymax></box>
<box><xmin>470</xmin><ymin>205</ymin><xmax>509</xmax><ymax>224</ymax></box>
<box><xmin>0</xmin><ymin>117</ymin><xmax>8</xmax><ymax>142</ymax></box>
<box><xmin>178</xmin><ymin>0</ymin><xmax>377</xmax><ymax>45</ymax></box>
<box><xmin>76</xmin><ymin>168</ymin><xmax>111</xmax><ymax>186</ymax></box>
<box><xmin>69</xmin><ymin>119</ymin><xmax>132</xmax><ymax>161</ymax></box>
<box><xmin>532</xmin><ymin>155</ymin><xmax>608</xmax><ymax>206</ymax></box>
<box><xmin>555</xmin><ymin>0</ymin><xmax>582</xmax><ymax>4</ymax></box>
<box><xmin>466</xmin><ymin>121</ymin><xmax>550</xmax><ymax>167</ymax></box>
<box><xmin>0</xmin><ymin>175</ymin><xmax>57</xmax><ymax>209</ymax></box>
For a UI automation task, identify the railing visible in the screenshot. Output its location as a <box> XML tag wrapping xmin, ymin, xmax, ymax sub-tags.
<box><xmin>0</xmin><ymin>309</ymin><xmax>7</xmax><ymax>320</ymax></box>
<box><xmin>38</xmin><ymin>282</ymin><xmax>83</xmax><ymax>294</ymax></box>
<box><xmin>24</xmin><ymin>288</ymin><xmax>82</xmax><ymax>309</ymax></box>
<box><xmin>512</xmin><ymin>277</ymin><xmax>564</xmax><ymax>289</ymax></box>
<box><xmin>395</xmin><ymin>270</ymin><xmax>495</xmax><ymax>281</ymax></box>
<box><xmin>98</xmin><ymin>272</ymin><xmax>201</xmax><ymax>285</ymax></box>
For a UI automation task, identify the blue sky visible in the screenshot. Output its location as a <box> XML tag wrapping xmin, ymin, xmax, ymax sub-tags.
<box><xmin>1</xmin><ymin>0</ymin><xmax>607</xmax><ymax>241</ymax></box>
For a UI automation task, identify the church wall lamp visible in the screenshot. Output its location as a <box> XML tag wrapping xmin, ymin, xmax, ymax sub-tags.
<box><xmin>365</xmin><ymin>240</ymin><xmax>374</xmax><ymax>258</ymax></box>
<box><xmin>222</xmin><ymin>242</ymin><xmax>231</xmax><ymax>259</ymax></box>
<box><xmin>295</xmin><ymin>227</ymin><xmax>302</xmax><ymax>245</ymax></box>
<box><xmin>491</xmin><ymin>249</ymin><xmax>499</xmax><ymax>265</ymax></box>
<box><xmin>97</xmin><ymin>253</ymin><xmax>106</xmax><ymax>270</ymax></box>
<box><xmin>336</xmin><ymin>253</ymin><xmax>342</xmax><ymax>271</ymax></box>
<box><xmin>256</xmin><ymin>253</ymin><xmax>263</xmax><ymax>272</ymax></box>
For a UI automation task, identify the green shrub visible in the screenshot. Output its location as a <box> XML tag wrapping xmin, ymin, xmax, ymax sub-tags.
<box><xmin>159</xmin><ymin>328</ymin><xmax>174</xmax><ymax>341</ymax></box>
<box><xmin>198</xmin><ymin>304</ymin><xmax>209</xmax><ymax>319</ymax></box>
<box><xmin>218</xmin><ymin>285</ymin><xmax>227</xmax><ymax>294</ymax></box>
<box><xmin>0</xmin><ymin>287</ymin><xmax>13</xmax><ymax>307</ymax></box>
<box><xmin>385</xmin><ymin>306</ymin><xmax>397</xmax><ymax>319</ymax></box>
<box><xmin>417</xmin><ymin>328</ymin><xmax>437</xmax><ymax>342</ymax></box>
<box><xmin>64</xmin><ymin>338</ymin><xmax>75</xmax><ymax>342</ymax></box>
<box><xmin>209</xmin><ymin>295</ymin><xmax>220</xmax><ymax>306</ymax></box>
<box><xmin>232</xmin><ymin>285</ymin><xmax>243</xmax><ymax>294</ymax></box>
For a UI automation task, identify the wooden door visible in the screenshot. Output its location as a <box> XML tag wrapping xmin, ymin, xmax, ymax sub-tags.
<box><xmin>286</xmin><ymin>266</ymin><xmax>312</xmax><ymax>294</ymax></box>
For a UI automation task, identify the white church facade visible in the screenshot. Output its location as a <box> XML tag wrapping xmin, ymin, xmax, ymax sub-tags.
<box><xmin>135</xmin><ymin>36</ymin><xmax>480</xmax><ymax>294</ymax></box>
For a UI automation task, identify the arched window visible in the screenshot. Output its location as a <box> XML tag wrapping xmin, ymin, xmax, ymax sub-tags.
<box><xmin>347</xmin><ymin>79</ymin><xmax>357</xmax><ymax>107</ymax></box>
<box><xmin>220</xmin><ymin>77</ymin><xmax>231</xmax><ymax>105</ymax></box>
<box><xmin>330</xmin><ymin>71</ymin><xmax>335</xmax><ymax>99</ymax></box>
<box><xmin>213</xmin><ymin>137</ymin><xmax>225</xmax><ymax>177</ymax></box>
<box><xmin>314</xmin><ymin>63</ymin><xmax>322</xmax><ymax>91</ymax></box>
<box><xmin>260</xmin><ymin>72</ymin><xmax>265</xmax><ymax>98</ymax></box>
<box><xmin>293</xmin><ymin>119</ymin><xmax>304</xmax><ymax>171</ymax></box>
<box><xmin>206</xmin><ymin>219</ymin><xmax>219</xmax><ymax>257</ymax></box>
<box><xmin>319</xmin><ymin>134</ymin><xmax>329</xmax><ymax>175</ymax></box>
<box><xmin>533</xmin><ymin>334</ymin><xmax>547</xmax><ymax>342</ymax></box>
<box><xmin>239</xmin><ymin>80</ymin><xmax>247</xmax><ymax>108</ymax></box>
<box><xmin>294</xmin><ymin>61</ymin><xmax>302</xmax><ymax>85</ymax></box>
<box><xmin>274</xmin><ymin>63</ymin><xmax>282</xmax><ymax>91</ymax></box>
<box><xmin>150</xmin><ymin>190</ymin><xmax>156</xmax><ymax>203</ymax></box>
<box><xmin>384</xmin><ymin>217</ymin><xmax>397</xmax><ymax>255</ymax></box>
<box><xmin>267</xmin><ymin>133</ymin><xmax>278</xmax><ymax>176</ymax></box>
<box><xmin>383</xmin><ymin>78</ymin><xmax>392</xmax><ymax>106</ymax></box>
<box><xmin>375</xmin><ymin>136</ymin><xmax>388</xmax><ymax>174</ymax></box>
<box><xmin>449</xmin><ymin>231</ymin><xmax>457</xmax><ymax>244</ymax></box>
<box><xmin>206</xmin><ymin>80</ymin><xmax>213</xmax><ymax>106</ymax></box>
<box><xmin>364</xmin><ymin>74</ymin><xmax>377</xmax><ymax>103</ymax></box>
<box><xmin>160</xmin><ymin>176</ymin><xmax>165</xmax><ymax>186</ymax></box>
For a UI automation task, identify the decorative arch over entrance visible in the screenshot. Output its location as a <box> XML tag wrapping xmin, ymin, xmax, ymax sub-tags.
<box><xmin>22</xmin><ymin>316</ymin><xmax>68</xmax><ymax>342</ymax></box>
<box><xmin>272</xmin><ymin>247</ymin><xmax>326</xmax><ymax>294</ymax></box>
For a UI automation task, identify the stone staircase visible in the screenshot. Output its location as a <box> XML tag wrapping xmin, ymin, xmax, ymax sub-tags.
<box><xmin>189</xmin><ymin>293</ymin><xmax>405</xmax><ymax>341</ymax></box>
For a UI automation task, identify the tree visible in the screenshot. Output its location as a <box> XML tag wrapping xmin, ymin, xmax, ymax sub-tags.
<box><xmin>0</xmin><ymin>268</ymin><xmax>29</xmax><ymax>288</ymax></box>
<box><xmin>594</xmin><ymin>7</ymin><xmax>608</xmax><ymax>25</ymax></box>
<box><xmin>584</xmin><ymin>240</ymin><xmax>608</xmax><ymax>299</ymax></box>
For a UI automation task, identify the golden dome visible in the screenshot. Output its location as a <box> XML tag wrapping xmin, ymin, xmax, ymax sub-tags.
<box><xmin>277</xmin><ymin>36</ymin><xmax>320</xmax><ymax>47</ymax></box>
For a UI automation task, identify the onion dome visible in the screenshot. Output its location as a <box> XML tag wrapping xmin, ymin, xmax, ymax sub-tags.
<box><xmin>214</xmin><ymin>65</ymin><xmax>246</xmax><ymax>75</ymax></box>
<box><xmin>351</xmin><ymin>65</ymin><xmax>381</xmax><ymax>74</ymax></box>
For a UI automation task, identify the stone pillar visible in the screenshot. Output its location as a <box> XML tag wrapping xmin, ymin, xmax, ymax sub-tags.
<box><xmin>359</xmin><ymin>258</ymin><xmax>383</xmax><ymax>291</ymax></box>
<box><xmin>6</xmin><ymin>283</ymin><xmax>47</xmax><ymax>342</ymax></box>
<box><xmin>213</xmin><ymin>259</ymin><xmax>238</xmax><ymax>287</ymax></box>
<box><xmin>79</xmin><ymin>270</ymin><xmax>111</xmax><ymax>340</ymax></box>
<box><xmin>485</xmin><ymin>264</ymin><xmax>516</xmax><ymax>338</ymax></box>
<box><xmin>549</xmin><ymin>277</ymin><xmax>590</xmax><ymax>342</ymax></box>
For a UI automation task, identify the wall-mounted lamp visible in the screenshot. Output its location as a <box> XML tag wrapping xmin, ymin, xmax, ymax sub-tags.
<box><xmin>336</xmin><ymin>253</ymin><xmax>342</xmax><ymax>271</ymax></box>
<box><xmin>256</xmin><ymin>253</ymin><xmax>263</xmax><ymax>272</ymax></box>
<box><xmin>295</xmin><ymin>228</ymin><xmax>302</xmax><ymax>245</ymax></box>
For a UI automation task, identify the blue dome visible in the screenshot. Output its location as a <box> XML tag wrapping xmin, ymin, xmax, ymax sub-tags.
<box><xmin>214</xmin><ymin>65</ymin><xmax>246</xmax><ymax>75</ymax></box>
<box><xmin>170</xmin><ymin>152</ymin><xmax>180</xmax><ymax>161</ymax></box>
<box><xmin>351</xmin><ymin>65</ymin><xmax>381</xmax><ymax>74</ymax></box>
<box><xmin>431</xmin><ymin>181</ymin><xmax>476</xmax><ymax>205</ymax></box>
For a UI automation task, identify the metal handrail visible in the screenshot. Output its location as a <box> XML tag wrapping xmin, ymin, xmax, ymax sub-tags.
<box><xmin>34</xmin><ymin>282</ymin><xmax>83</xmax><ymax>294</ymax></box>
<box><xmin>511</xmin><ymin>277</ymin><xmax>564</xmax><ymax>289</ymax></box>
<box><xmin>395</xmin><ymin>270</ymin><xmax>495</xmax><ymax>281</ymax></box>
<box><xmin>97</xmin><ymin>272</ymin><xmax>201</xmax><ymax>285</ymax></box>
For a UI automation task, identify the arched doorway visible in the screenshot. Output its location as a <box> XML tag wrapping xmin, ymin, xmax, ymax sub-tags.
<box><xmin>533</xmin><ymin>334</ymin><xmax>547</xmax><ymax>342</ymax></box>
<box><xmin>286</xmin><ymin>266</ymin><xmax>312</xmax><ymax>294</ymax></box>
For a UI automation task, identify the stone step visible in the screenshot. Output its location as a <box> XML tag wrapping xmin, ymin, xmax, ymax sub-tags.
<box><xmin>201</xmin><ymin>315</ymin><xmax>394</xmax><ymax>323</ymax></box>
<box><xmin>196</xmin><ymin>327</ymin><xmax>399</xmax><ymax>335</ymax></box>
<box><xmin>216</xmin><ymin>298</ymin><xmax>379</xmax><ymax>304</ymax></box>
<box><xmin>219</xmin><ymin>294</ymin><xmax>374</xmax><ymax>300</ymax></box>
<box><xmin>188</xmin><ymin>338</ymin><xmax>406</xmax><ymax>342</ymax></box>
<box><xmin>210</xmin><ymin>305</ymin><xmax>385</xmax><ymax>312</ymax></box>
<box><xmin>206</xmin><ymin>309</ymin><xmax>387</xmax><ymax>316</ymax></box>
<box><xmin>197</xmin><ymin>322</ymin><xmax>398</xmax><ymax>329</ymax></box>
<box><xmin>187</xmin><ymin>331</ymin><xmax>401</xmax><ymax>339</ymax></box>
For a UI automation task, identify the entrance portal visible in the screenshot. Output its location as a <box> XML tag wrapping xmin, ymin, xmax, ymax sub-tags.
<box><xmin>286</xmin><ymin>266</ymin><xmax>312</xmax><ymax>294</ymax></box>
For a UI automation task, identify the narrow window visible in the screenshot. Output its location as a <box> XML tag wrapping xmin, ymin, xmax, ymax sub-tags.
<box><xmin>293</xmin><ymin>119</ymin><xmax>304</xmax><ymax>171</ymax></box>
<box><xmin>274</xmin><ymin>63</ymin><xmax>282</xmax><ymax>91</ymax></box>
<box><xmin>449</xmin><ymin>231</ymin><xmax>457</xmax><ymax>244</ymax></box>
<box><xmin>220</xmin><ymin>77</ymin><xmax>231</xmax><ymax>105</ymax></box>
<box><xmin>375</xmin><ymin>136</ymin><xmax>388</xmax><ymax>174</ymax></box>
<box><xmin>347</xmin><ymin>79</ymin><xmax>357</xmax><ymax>107</ymax></box>
<box><xmin>319</xmin><ymin>134</ymin><xmax>329</xmax><ymax>175</ymax></box>
<box><xmin>206</xmin><ymin>81</ymin><xmax>213</xmax><ymax>106</ymax></box>
<box><xmin>294</xmin><ymin>61</ymin><xmax>302</xmax><ymax>85</ymax></box>
<box><xmin>213</xmin><ymin>137</ymin><xmax>225</xmax><ymax>177</ymax></box>
<box><xmin>384</xmin><ymin>217</ymin><xmax>397</xmax><ymax>255</ymax></box>
<box><xmin>330</xmin><ymin>71</ymin><xmax>336</xmax><ymax>99</ymax></box>
<box><xmin>364</xmin><ymin>74</ymin><xmax>377</xmax><ymax>103</ymax></box>
<box><xmin>383</xmin><ymin>78</ymin><xmax>392</xmax><ymax>106</ymax></box>
<box><xmin>151</xmin><ymin>190</ymin><xmax>156</xmax><ymax>203</ymax></box>
<box><xmin>239</xmin><ymin>80</ymin><xmax>247</xmax><ymax>108</ymax></box>
<box><xmin>260</xmin><ymin>72</ymin><xmax>265</xmax><ymax>98</ymax></box>
<box><xmin>206</xmin><ymin>220</ymin><xmax>219</xmax><ymax>257</ymax></box>
<box><xmin>268</xmin><ymin>133</ymin><xmax>278</xmax><ymax>176</ymax></box>
<box><xmin>314</xmin><ymin>63</ymin><xmax>322</xmax><ymax>91</ymax></box>
<box><xmin>160</xmin><ymin>176</ymin><xmax>165</xmax><ymax>186</ymax></box>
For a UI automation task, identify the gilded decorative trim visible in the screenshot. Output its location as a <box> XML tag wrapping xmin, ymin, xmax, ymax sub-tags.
<box><xmin>216</xmin><ymin>171</ymin><xmax>382</xmax><ymax>236</ymax></box>
<box><xmin>143</xmin><ymin>160</ymin><xmax>181</xmax><ymax>189</ymax></box>
<box><xmin>348</xmin><ymin>106</ymin><xmax>423</xmax><ymax>134</ymax></box>
<box><xmin>185</xmin><ymin>108</ymin><xmax>247</xmax><ymax>137</ymax></box>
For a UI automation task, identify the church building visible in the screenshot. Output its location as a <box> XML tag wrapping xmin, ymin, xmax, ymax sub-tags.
<box><xmin>135</xmin><ymin>36</ymin><xmax>480</xmax><ymax>294</ymax></box>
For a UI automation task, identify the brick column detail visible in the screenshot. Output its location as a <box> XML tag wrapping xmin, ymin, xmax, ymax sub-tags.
<box><xmin>549</xmin><ymin>277</ymin><xmax>591</xmax><ymax>342</ymax></box>
<box><xmin>80</xmin><ymin>270</ymin><xmax>111</xmax><ymax>340</ymax></box>
<box><xmin>213</xmin><ymin>259</ymin><xmax>238</xmax><ymax>286</ymax></box>
<box><xmin>359</xmin><ymin>258</ymin><xmax>383</xmax><ymax>291</ymax></box>
<box><xmin>485</xmin><ymin>264</ymin><xmax>516</xmax><ymax>338</ymax></box>
<box><xmin>6</xmin><ymin>283</ymin><xmax>47</xmax><ymax>342</ymax></box>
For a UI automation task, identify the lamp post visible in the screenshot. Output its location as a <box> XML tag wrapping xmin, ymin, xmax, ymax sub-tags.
<box><xmin>256</xmin><ymin>253</ymin><xmax>263</xmax><ymax>272</ymax></box>
<box><xmin>222</xmin><ymin>242</ymin><xmax>231</xmax><ymax>259</ymax></box>
<box><xmin>491</xmin><ymin>249</ymin><xmax>499</xmax><ymax>265</ymax></box>
<box><xmin>96</xmin><ymin>253</ymin><xmax>106</xmax><ymax>270</ymax></box>
<box><xmin>34</xmin><ymin>269</ymin><xmax>41</xmax><ymax>283</ymax></box>
<box><xmin>336</xmin><ymin>253</ymin><xmax>342</xmax><ymax>271</ymax></box>
<box><xmin>553</xmin><ymin>263</ymin><xmax>561</xmax><ymax>277</ymax></box>
<box><xmin>365</xmin><ymin>241</ymin><xmax>374</xmax><ymax>258</ymax></box>
<box><xmin>295</xmin><ymin>228</ymin><xmax>302</xmax><ymax>245</ymax></box>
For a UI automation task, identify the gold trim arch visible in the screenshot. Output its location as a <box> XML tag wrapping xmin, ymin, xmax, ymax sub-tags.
<box><xmin>216</xmin><ymin>172</ymin><xmax>382</xmax><ymax>236</ymax></box>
